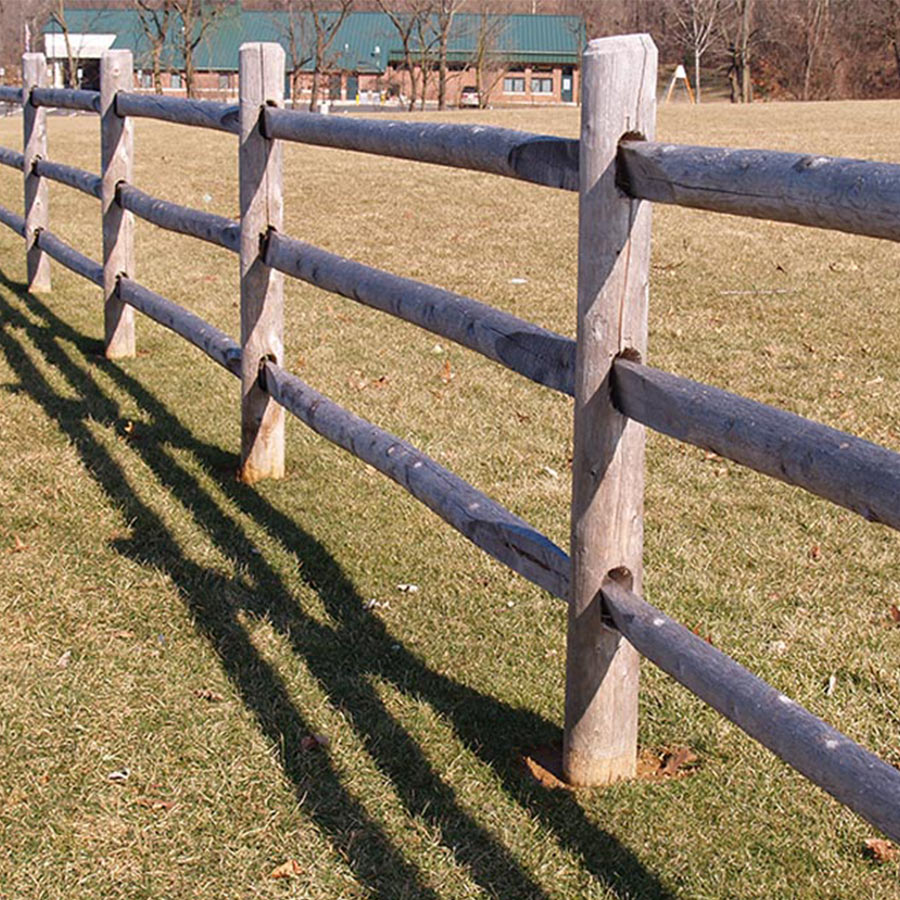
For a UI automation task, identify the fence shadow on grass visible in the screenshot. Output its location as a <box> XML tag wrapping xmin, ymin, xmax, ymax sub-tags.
<box><xmin>0</xmin><ymin>268</ymin><xmax>676</xmax><ymax>900</ymax></box>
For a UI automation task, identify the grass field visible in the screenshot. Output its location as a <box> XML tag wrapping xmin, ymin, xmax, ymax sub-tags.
<box><xmin>1</xmin><ymin>97</ymin><xmax>899</xmax><ymax>899</ymax></box>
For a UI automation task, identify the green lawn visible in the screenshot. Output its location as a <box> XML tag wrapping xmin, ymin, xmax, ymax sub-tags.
<box><xmin>0</xmin><ymin>98</ymin><xmax>899</xmax><ymax>898</ymax></box>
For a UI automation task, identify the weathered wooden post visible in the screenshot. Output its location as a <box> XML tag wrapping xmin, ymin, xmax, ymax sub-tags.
<box><xmin>563</xmin><ymin>34</ymin><xmax>657</xmax><ymax>786</ymax></box>
<box><xmin>101</xmin><ymin>49</ymin><xmax>135</xmax><ymax>359</ymax></box>
<box><xmin>22</xmin><ymin>53</ymin><xmax>50</xmax><ymax>292</ymax></box>
<box><xmin>238</xmin><ymin>42</ymin><xmax>285</xmax><ymax>483</ymax></box>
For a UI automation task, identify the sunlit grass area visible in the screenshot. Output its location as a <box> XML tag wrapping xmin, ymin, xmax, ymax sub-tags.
<box><xmin>1</xmin><ymin>98</ymin><xmax>899</xmax><ymax>898</ymax></box>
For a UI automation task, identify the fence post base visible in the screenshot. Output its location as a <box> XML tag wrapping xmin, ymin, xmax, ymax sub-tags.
<box><xmin>563</xmin><ymin>34</ymin><xmax>657</xmax><ymax>787</ymax></box>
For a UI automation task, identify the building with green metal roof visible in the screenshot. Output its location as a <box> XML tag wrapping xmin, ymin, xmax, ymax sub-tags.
<box><xmin>44</xmin><ymin>7</ymin><xmax>585</xmax><ymax>107</ymax></box>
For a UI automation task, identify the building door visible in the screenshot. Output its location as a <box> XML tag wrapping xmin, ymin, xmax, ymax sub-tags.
<box><xmin>561</xmin><ymin>67</ymin><xmax>574</xmax><ymax>103</ymax></box>
<box><xmin>329</xmin><ymin>74</ymin><xmax>342</xmax><ymax>100</ymax></box>
<box><xmin>346</xmin><ymin>74</ymin><xmax>359</xmax><ymax>101</ymax></box>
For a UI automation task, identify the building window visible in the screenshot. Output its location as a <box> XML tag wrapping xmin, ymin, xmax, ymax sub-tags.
<box><xmin>531</xmin><ymin>77</ymin><xmax>553</xmax><ymax>94</ymax></box>
<box><xmin>503</xmin><ymin>76</ymin><xmax>525</xmax><ymax>93</ymax></box>
<box><xmin>139</xmin><ymin>70</ymin><xmax>152</xmax><ymax>89</ymax></box>
<box><xmin>171</xmin><ymin>72</ymin><xmax>182</xmax><ymax>89</ymax></box>
<box><xmin>218</xmin><ymin>73</ymin><xmax>230</xmax><ymax>91</ymax></box>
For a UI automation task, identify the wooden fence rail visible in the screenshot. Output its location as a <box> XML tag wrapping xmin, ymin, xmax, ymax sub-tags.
<box><xmin>116</xmin><ymin>183</ymin><xmax>240</xmax><ymax>252</ymax></box>
<box><xmin>116</xmin><ymin>92</ymin><xmax>239</xmax><ymax>134</ymax></box>
<box><xmin>619</xmin><ymin>140</ymin><xmax>900</xmax><ymax>243</ymax></box>
<box><xmin>33</xmin><ymin>158</ymin><xmax>101</xmax><ymax>199</ymax></box>
<box><xmin>264</xmin><ymin>230</ymin><xmax>577</xmax><ymax>396</ymax></box>
<box><xmin>1</xmin><ymin>36</ymin><xmax>900</xmax><ymax>847</ymax></box>
<box><xmin>0</xmin><ymin>86</ymin><xmax>22</xmax><ymax>105</ymax></box>
<box><xmin>31</xmin><ymin>87</ymin><xmax>100</xmax><ymax>113</ymax></box>
<box><xmin>0</xmin><ymin>146</ymin><xmax>23</xmax><ymax>170</ymax></box>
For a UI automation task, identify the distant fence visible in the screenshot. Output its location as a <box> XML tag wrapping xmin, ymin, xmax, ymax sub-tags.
<box><xmin>2</xmin><ymin>36</ymin><xmax>900</xmax><ymax>845</ymax></box>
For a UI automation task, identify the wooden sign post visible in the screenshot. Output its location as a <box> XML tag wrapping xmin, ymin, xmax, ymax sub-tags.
<box><xmin>665</xmin><ymin>63</ymin><xmax>696</xmax><ymax>103</ymax></box>
<box><xmin>564</xmin><ymin>34</ymin><xmax>657</xmax><ymax>786</ymax></box>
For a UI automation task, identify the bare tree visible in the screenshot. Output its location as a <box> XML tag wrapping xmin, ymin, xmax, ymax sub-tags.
<box><xmin>168</xmin><ymin>0</ymin><xmax>234</xmax><ymax>99</ymax></box>
<box><xmin>800</xmin><ymin>0</ymin><xmax>830</xmax><ymax>99</ymax></box>
<box><xmin>276</xmin><ymin>0</ymin><xmax>314</xmax><ymax>106</ymax></box>
<box><xmin>870</xmin><ymin>0</ymin><xmax>900</xmax><ymax>88</ymax></box>
<box><xmin>47</xmin><ymin>0</ymin><xmax>80</xmax><ymax>87</ymax></box>
<box><xmin>720</xmin><ymin>0</ymin><xmax>755</xmax><ymax>102</ymax></box>
<box><xmin>434</xmin><ymin>0</ymin><xmax>465</xmax><ymax>110</ymax></box>
<box><xmin>136</xmin><ymin>0</ymin><xmax>172</xmax><ymax>94</ymax></box>
<box><xmin>471</xmin><ymin>5</ymin><xmax>508</xmax><ymax>108</ymax></box>
<box><xmin>413</xmin><ymin>7</ymin><xmax>440</xmax><ymax>108</ymax></box>
<box><xmin>377</xmin><ymin>0</ymin><xmax>429</xmax><ymax>110</ymax></box>
<box><xmin>305</xmin><ymin>0</ymin><xmax>354</xmax><ymax>111</ymax></box>
<box><xmin>669</xmin><ymin>0</ymin><xmax>721</xmax><ymax>102</ymax></box>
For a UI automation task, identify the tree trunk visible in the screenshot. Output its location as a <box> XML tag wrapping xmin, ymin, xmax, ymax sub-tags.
<box><xmin>184</xmin><ymin>54</ymin><xmax>195</xmax><ymax>98</ymax></box>
<box><xmin>741</xmin><ymin>0</ymin><xmax>753</xmax><ymax>102</ymax></box>
<box><xmin>407</xmin><ymin>65</ymin><xmax>418</xmax><ymax>111</ymax></box>
<box><xmin>694</xmin><ymin>47</ymin><xmax>701</xmax><ymax>103</ymax></box>
<box><xmin>438</xmin><ymin>32</ymin><xmax>448</xmax><ymax>109</ymax></box>
<box><xmin>309</xmin><ymin>68</ymin><xmax>320</xmax><ymax>111</ymax></box>
<box><xmin>152</xmin><ymin>45</ymin><xmax>163</xmax><ymax>94</ymax></box>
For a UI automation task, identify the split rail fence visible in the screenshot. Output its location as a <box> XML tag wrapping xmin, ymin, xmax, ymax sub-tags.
<box><xmin>2</xmin><ymin>35</ymin><xmax>900</xmax><ymax>844</ymax></box>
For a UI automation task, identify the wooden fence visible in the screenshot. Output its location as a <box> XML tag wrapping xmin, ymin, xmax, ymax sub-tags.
<box><xmin>2</xmin><ymin>35</ymin><xmax>900</xmax><ymax>844</ymax></box>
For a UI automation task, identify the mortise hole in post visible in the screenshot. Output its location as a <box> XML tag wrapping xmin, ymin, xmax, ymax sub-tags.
<box><xmin>615</xmin><ymin>131</ymin><xmax>646</xmax><ymax>196</ymax></box>
<box><xmin>257</xmin><ymin>354</ymin><xmax>277</xmax><ymax>391</ymax></box>
<box><xmin>607</xmin><ymin>566</ymin><xmax>633</xmax><ymax>591</ymax></box>
<box><xmin>617</xmin><ymin>346</ymin><xmax>642</xmax><ymax>364</ymax></box>
<box><xmin>259</xmin><ymin>225</ymin><xmax>277</xmax><ymax>260</ymax></box>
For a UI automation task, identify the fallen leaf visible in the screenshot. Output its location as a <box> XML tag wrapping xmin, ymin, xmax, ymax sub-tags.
<box><xmin>659</xmin><ymin>746</ymin><xmax>698</xmax><ymax>777</ymax></box>
<box><xmin>270</xmin><ymin>859</ymin><xmax>303</xmax><ymax>879</ymax></box>
<box><xmin>541</xmin><ymin>466</ymin><xmax>559</xmax><ymax>479</ymax></box>
<box><xmin>864</xmin><ymin>838</ymin><xmax>898</xmax><ymax>862</ymax></box>
<box><xmin>809</xmin><ymin>544</ymin><xmax>822</xmax><ymax>561</ymax></box>
<box><xmin>11</xmin><ymin>534</ymin><xmax>27</xmax><ymax>552</ymax></box>
<box><xmin>826</xmin><ymin>674</ymin><xmax>837</xmax><ymax>696</ymax></box>
<box><xmin>300</xmin><ymin>734</ymin><xmax>329</xmax><ymax>751</ymax></box>
<box><xmin>521</xmin><ymin>745</ymin><xmax>568</xmax><ymax>789</ymax></box>
<box><xmin>194</xmin><ymin>688</ymin><xmax>224</xmax><ymax>702</ymax></box>
<box><xmin>135</xmin><ymin>796</ymin><xmax>175</xmax><ymax>812</ymax></box>
<box><xmin>56</xmin><ymin>650</ymin><xmax>72</xmax><ymax>668</ymax></box>
<box><xmin>889</xmin><ymin>604</ymin><xmax>900</xmax><ymax>624</ymax></box>
<box><xmin>440</xmin><ymin>358</ymin><xmax>453</xmax><ymax>384</ymax></box>
<box><xmin>107</xmin><ymin>768</ymin><xmax>130</xmax><ymax>782</ymax></box>
<box><xmin>396</xmin><ymin>583</ymin><xmax>419</xmax><ymax>593</ymax></box>
<box><xmin>111</xmin><ymin>629</ymin><xmax>135</xmax><ymax>640</ymax></box>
